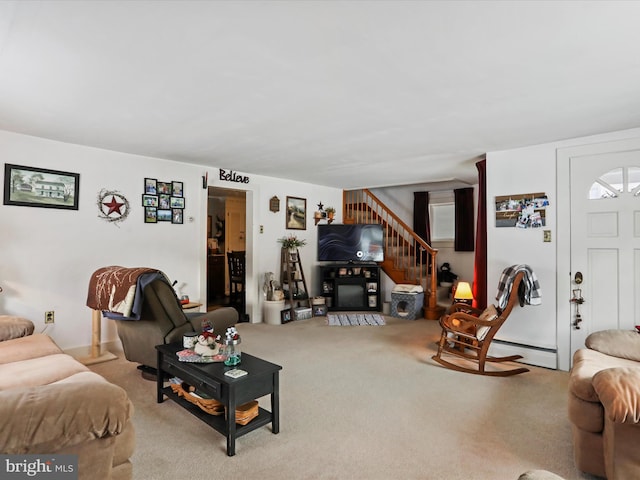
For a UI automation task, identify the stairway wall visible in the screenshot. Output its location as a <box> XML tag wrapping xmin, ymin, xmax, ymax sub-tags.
<box><xmin>369</xmin><ymin>185</ymin><xmax>477</xmax><ymax>285</ymax></box>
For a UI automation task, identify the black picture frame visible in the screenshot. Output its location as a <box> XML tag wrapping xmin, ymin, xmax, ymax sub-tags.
<box><xmin>170</xmin><ymin>196</ymin><xmax>185</xmax><ymax>209</ymax></box>
<box><xmin>3</xmin><ymin>164</ymin><xmax>80</xmax><ymax>210</ymax></box>
<box><xmin>142</xmin><ymin>194</ymin><xmax>158</xmax><ymax>207</ymax></box>
<box><xmin>157</xmin><ymin>181</ymin><xmax>171</xmax><ymax>195</ymax></box>
<box><xmin>144</xmin><ymin>206</ymin><xmax>157</xmax><ymax>223</ymax></box>
<box><xmin>159</xmin><ymin>194</ymin><xmax>171</xmax><ymax>209</ymax></box>
<box><xmin>144</xmin><ymin>178</ymin><xmax>157</xmax><ymax>195</ymax></box>
<box><xmin>143</xmin><ymin>177</ymin><xmax>185</xmax><ymax>225</ymax></box>
<box><xmin>281</xmin><ymin>309</ymin><xmax>292</xmax><ymax>324</ymax></box>
<box><xmin>313</xmin><ymin>305</ymin><xmax>327</xmax><ymax>317</ymax></box>
<box><xmin>157</xmin><ymin>209</ymin><xmax>172</xmax><ymax>221</ymax></box>
<box><xmin>286</xmin><ymin>196</ymin><xmax>306</xmax><ymax>230</ymax></box>
<box><xmin>171</xmin><ymin>208</ymin><xmax>183</xmax><ymax>224</ymax></box>
<box><xmin>172</xmin><ymin>181</ymin><xmax>183</xmax><ymax>197</ymax></box>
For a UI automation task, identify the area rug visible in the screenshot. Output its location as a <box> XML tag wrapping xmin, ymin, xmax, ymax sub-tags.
<box><xmin>327</xmin><ymin>313</ymin><xmax>386</xmax><ymax>326</ymax></box>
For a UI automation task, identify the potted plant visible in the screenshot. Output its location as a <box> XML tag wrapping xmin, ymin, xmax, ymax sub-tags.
<box><xmin>325</xmin><ymin>207</ymin><xmax>335</xmax><ymax>221</ymax></box>
<box><xmin>278</xmin><ymin>235</ymin><xmax>307</xmax><ymax>251</ymax></box>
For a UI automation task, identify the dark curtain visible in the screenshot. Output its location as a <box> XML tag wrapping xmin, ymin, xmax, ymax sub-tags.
<box><xmin>413</xmin><ymin>192</ymin><xmax>430</xmax><ymax>244</ymax></box>
<box><xmin>472</xmin><ymin>159</ymin><xmax>487</xmax><ymax>310</ymax></box>
<box><xmin>454</xmin><ymin>187</ymin><xmax>474</xmax><ymax>252</ymax></box>
<box><xmin>413</xmin><ymin>192</ymin><xmax>430</xmax><ymax>265</ymax></box>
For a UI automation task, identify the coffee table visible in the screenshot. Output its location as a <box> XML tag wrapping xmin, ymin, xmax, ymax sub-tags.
<box><xmin>156</xmin><ymin>343</ymin><xmax>282</xmax><ymax>456</ymax></box>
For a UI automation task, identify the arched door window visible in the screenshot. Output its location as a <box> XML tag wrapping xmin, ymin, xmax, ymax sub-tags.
<box><xmin>588</xmin><ymin>166</ymin><xmax>640</xmax><ymax>199</ymax></box>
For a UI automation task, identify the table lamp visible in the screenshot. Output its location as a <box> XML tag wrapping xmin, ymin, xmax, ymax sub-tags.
<box><xmin>453</xmin><ymin>281</ymin><xmax>474</xmax><ymax>305</ymax></box>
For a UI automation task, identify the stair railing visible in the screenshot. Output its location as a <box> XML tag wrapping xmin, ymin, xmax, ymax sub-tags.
<box><xmin>343</xmin><ymin>189</ymin><xmax>442</xmax><ymax>319</ymax></box>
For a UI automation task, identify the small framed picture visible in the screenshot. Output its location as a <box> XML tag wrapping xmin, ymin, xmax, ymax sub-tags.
<box><xmin>170</xmin><ymin>196</ymin><xmax>185</xmax><ymax>209</ymax></box>
<box><xmin>281</xmin><ymin>309</ymin><xmax>292</xmax><ymax>324</ymax></box>
<box><xmin>142</xmin><ymin>194</ymin><xmax>158</xmax><ymax>207</ymax></box>
<box><xmin>313</xmin><ymin>305</ymin><xmax>327</xmax><ymax>317</ymax></box>
<box><xmin>157</xmin><ymin>209</ymin><xmax>172</xmax><ymax>221</ymax></box>
<box><xmin>286</xmin><ymin>196</ymin><xmax>306</xmax><ymax>230</ymax></box>
<box><xmin>159</xmin><ymin>194</ymin><xmax>171</xmax><ymax>209</ymax></box>
<box><xmin>144</xmin><ymin>207</ymin><xmax>157</xmax><ymax>223</ymax></box>
<box><xmin>157</xmin><ymin>181</ymin><xmax>171</xmax><ymax>194</ymax></box>
<box><xmin>172</xmin><ymin>181</ymin><xmax>183</xmax><ymax>197</ymax></box>
<box><xmin>144</xmin><ymin>178</ymin><xmax>157</xmax><ymax>195</ymax></box>
<box><xmin>172</xmin><ymin>208</ymin><xmax>183</xmax><ymax>224</ymax></box>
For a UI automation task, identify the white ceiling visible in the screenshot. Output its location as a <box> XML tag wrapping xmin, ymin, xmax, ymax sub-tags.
<box><xmin>1</xmin><ymin>1</ymin><xmax>640</xmax><ymax>189</ymax></box>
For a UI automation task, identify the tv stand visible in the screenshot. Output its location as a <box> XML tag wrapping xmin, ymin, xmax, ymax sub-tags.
<box><xmin>318</xmin><ymin>264</ymin><xmax>380</xmax><ymax>312</ymax></box>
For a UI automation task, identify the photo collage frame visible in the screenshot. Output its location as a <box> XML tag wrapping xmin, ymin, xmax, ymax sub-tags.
<box><xmin>143</xmin><ymin>178</ymin><xmax>184</xmax><ymax>224</ymax></box>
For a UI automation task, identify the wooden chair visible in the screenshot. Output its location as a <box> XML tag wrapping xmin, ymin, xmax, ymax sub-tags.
<box><xmin>227</xmin><ymin>251</ymin><xmax>246</xmax><ymax>318</ymax></box>
<box><xmin>431</xmin><ymin>271</ymin><xmax>529</xmax><ymax>376</ymax></box>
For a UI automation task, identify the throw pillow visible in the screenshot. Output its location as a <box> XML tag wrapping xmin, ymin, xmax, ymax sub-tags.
<box><xmin>585</xmin><ymin>329</ymin><xmax>640</xmax><ymax>362</ymax></box>
<box><xmin>476</xmin><ymin>304</ymin><xmax>499</xmax><ymax>341</ymax></box>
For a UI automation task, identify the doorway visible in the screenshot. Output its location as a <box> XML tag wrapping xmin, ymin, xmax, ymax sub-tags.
<box><xmin>557</xmin><ymin>136</ymin><xmax>640</xmax><ymax>370</ymax></box>
<box><xmin>206</xmin><ymin>187</ymin><xmax>247</xmax><ymax>314</ymax></box>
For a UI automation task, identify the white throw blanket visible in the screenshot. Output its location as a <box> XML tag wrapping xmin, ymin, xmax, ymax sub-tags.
<box><xmin>495</xmin><ymin>264</ymin><xmax>541</xmax><ymax>310</ymax></box>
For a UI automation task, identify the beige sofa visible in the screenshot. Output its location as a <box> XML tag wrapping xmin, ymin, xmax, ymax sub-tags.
<box><xmin>568</xmin><ymin>329</ymin><xmax>640</xmax><ymax>479</ymax></box>
<box><xmin>0</xmin><ymin>315</ymin><xmax>134</xmax><ymax>480</ymax></box>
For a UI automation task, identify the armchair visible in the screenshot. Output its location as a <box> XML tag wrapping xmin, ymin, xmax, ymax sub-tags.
<box><xmin>569</xmin><ymin>329</ymin><xmax>640</xmax><ymax>479</ymax></box>
<box><xmin>110</xmin><ymin>279</ymin><xmax>238</xmax><ymax>376</ymax></box>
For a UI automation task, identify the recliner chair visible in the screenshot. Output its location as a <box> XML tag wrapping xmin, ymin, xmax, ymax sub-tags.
<box><xmin>112</xmin><ymin>278</ymin><xmax>238</xmax><ymax>375</ymax></box>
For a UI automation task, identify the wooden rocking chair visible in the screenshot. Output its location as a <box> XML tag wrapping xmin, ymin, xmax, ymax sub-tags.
<box><xmin>431</xmin><ymin>271</ymin><xmax>529</xmax><ymax>376</ymax></box>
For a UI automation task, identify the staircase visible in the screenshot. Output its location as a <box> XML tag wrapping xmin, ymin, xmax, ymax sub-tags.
<box><xmin>343</xmin><ymin>189</ymin><xmax>445</xmax><ymax>320</ymax></box>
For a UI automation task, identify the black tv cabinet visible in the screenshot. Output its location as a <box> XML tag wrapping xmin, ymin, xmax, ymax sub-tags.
<box><xmin>318</xmin><ymin>264</ymin><xmax>380</xmax><ymax>312</ymax></box>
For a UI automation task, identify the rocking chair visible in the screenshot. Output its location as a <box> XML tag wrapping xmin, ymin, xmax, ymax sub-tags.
<box><xmin>431</xmin><ymin>271</ymin><xmax>529</xmax><ymax>376</ymax></box>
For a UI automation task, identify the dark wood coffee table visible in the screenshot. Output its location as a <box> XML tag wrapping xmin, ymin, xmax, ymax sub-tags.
<box><xmin>156</xmin><ymin>343</ymin><xmax>282</xmax><ymax>456</ymax></box>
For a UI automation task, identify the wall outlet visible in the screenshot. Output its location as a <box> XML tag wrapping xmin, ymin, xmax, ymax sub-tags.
<box><xmin>44</xmin><ymin>311</ymin><xmax>55</xmax><ymax>324</ymax></box>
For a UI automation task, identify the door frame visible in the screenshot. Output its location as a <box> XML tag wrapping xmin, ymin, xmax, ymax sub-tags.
<box><xmin>201</xmin><ymin>183</ymin><xmax>257</xmax><ymax>323</ymax></box>
<box><xmin>556</xmin><ymin>136</ymin><xmax>640</xmax><ymax>370</ymax></box>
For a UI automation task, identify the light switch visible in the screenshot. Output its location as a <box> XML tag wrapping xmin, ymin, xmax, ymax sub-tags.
<box><xmin>543</xmin><ymin>230</ymin><xmax>551</xmax><ymax>242</ymax></box>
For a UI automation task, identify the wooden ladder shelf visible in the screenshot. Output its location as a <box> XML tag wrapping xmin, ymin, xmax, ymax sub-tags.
<box><xmin>280</xmin><ymin>247</ymin><xmax>312</xmax><ymax>322</ymax></box>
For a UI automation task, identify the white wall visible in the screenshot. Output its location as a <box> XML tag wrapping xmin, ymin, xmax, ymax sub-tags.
<box><xmin>0</xmin><ymin>130</ymin><xmax>342</xmax><ymax>351</ymax></box>
<box><xmin>487</xmin><ymin>126</ymin><xmax>640</xmax><ymax>370</ymax></box>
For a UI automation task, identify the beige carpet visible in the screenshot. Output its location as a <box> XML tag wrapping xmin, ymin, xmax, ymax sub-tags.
<box><xmin>90</xmin><ymin>316</ymin><xmax>599</xmax><ymax>480</ymax></box>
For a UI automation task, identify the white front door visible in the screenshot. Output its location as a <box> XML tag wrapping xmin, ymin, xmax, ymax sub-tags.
<box><xmin>569</xmin><ymin>150</ymin><xmax>640</xmax><ymax>360</ymax></box>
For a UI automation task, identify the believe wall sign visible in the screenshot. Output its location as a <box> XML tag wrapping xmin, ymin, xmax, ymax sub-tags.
<box><xmin>219</xmin><ymin>169</ymin><xmax>249</xmax><ymax>184</ymax></box>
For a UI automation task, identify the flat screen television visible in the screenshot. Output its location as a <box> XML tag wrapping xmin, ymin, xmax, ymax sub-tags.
<box><xmin>317</xmin><ymin>224</ymin><xmax>384</xmax><ymax>262</ymax></box>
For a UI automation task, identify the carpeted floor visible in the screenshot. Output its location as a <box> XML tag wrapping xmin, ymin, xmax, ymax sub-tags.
<box><xmin>89</xmin><ymin>316</ymin><xmax>598</xmax><ymax>480</ymax></box>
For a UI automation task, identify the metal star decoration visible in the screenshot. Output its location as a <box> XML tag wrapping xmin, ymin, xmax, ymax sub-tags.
<box><xmin>97</xmin><ymin>189</ymin><xmax>130</xmax><ymax>226</ymax></box>
<box><xmin>103</xmin><ymin>196</ymin><xmax>124</xmax><ymax>215</ymax></box>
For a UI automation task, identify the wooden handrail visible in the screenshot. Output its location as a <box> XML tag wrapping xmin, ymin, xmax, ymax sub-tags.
<box><xmin>342</xmin><ymin>189</ymin><xmax>443</xmax><ymax>320</ymax></box>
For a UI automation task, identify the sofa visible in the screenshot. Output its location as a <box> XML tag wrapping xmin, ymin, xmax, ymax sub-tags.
<box><xmin>568</xmin><ymin>329</ymin><xmax>640</xmax><ymax>479</ymax></box>
<box><xmin>0</xmin><ymin>315</ymin><xmax>134</xmax><ymax>480</ymax></box>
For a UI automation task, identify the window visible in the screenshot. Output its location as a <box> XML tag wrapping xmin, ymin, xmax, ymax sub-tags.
<box><xmin>588</xmin><ymin>166</ymin><xmax>640</xmax><ymax>199</ymax></box>
<box><xmin>430</xmin><ymin>202</ymin><xmax>455</xmax><ymax>241</ymax></box>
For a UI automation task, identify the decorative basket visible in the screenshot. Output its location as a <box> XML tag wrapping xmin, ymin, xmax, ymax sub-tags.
<box><xmin>170</xmin><ymin>383</ymin><xmax>258</xmax><ymax>424</ymax></box>
<box><xmin>170</xmin><ymin>383</ymin><xmax>224</xmax><ymax>415</ymax></box>
<box><xmin>226</xmin><ymin>400</ymin><xmax>259</xmax><ymax>425</ymax></box>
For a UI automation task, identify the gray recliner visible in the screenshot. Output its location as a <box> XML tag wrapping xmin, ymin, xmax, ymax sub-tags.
<box><xmin>112</xmin><ymin>279</ymin><xmax>237</xmax><ymax>372</ymax></box>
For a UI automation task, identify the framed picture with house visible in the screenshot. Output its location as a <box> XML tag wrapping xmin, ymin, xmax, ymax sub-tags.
<box><xmin>3</xmin><ymin>164</ymin><xmax>80</xmax><ymax>210</ymax></box>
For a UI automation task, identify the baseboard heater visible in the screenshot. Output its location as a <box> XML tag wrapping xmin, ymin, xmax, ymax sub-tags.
<box><xmin>489</xmin><ymin>339</ymin><xmax>558</xmax><ymax>370</ymax></box>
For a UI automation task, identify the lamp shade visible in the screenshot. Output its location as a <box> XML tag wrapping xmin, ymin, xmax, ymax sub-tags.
<box><xmin>454</xmin><ymin>281</ymin><xmax>474</xmax><ymax>304</ymax></box>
